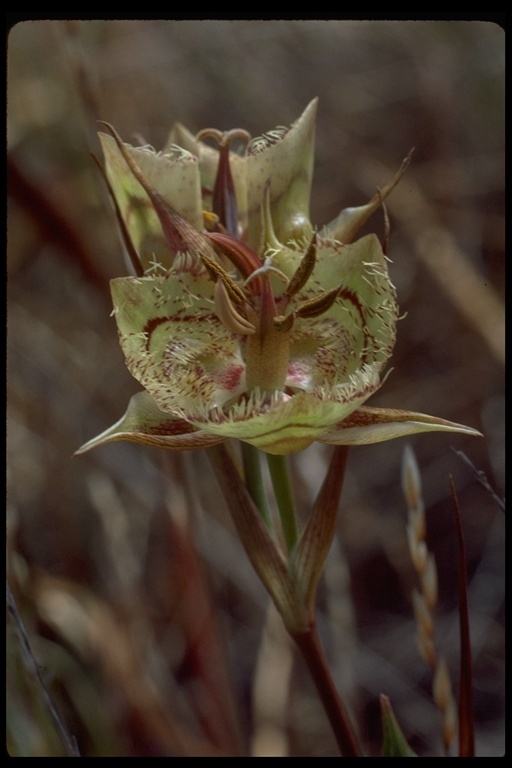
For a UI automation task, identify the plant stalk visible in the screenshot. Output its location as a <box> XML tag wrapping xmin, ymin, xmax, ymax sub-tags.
<box><xmin>291</xmin><ymin>623</ymin><xmax>362</xmax><ymax>757</ymax></box>
<box><xmin>266</xmin><ymin>453</ymin><xmax>300</xmax><ymax>553</ymax></box>
<box><xmin>240</xmin><ymin>442</ymin><xmax>272</xmax><ymax>528</ymax></box>
<box><xmin>209</xmin><ymin>444</ymin><xmax>361</xmax><ymax>756</ymax></box>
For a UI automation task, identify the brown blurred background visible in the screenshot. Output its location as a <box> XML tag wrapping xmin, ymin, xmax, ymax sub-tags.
<box><xmin>7</xmin><ymin>20</ymin><xmax>504</xmax><ymax>756</ymax></box>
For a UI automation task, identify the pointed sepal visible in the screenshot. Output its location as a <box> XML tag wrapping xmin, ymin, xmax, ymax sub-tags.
<box><xmin>293</xmin><ymin>446</ymin><xmax>349</xmax><ymax>615</ymax></box>
<box><xmin>321</xmin><ymin>150</ymin><xmax>413</xmax><ymax>244</ymax></box>
<box><xmin>75</xmin><ymin>392</ymin><xmax>224</xmax><ymax>454</ymax></box>
<box><xmin>319</xmin><ymin>406</ymin><xmax>483</xmax><ymax>446</ymax></box>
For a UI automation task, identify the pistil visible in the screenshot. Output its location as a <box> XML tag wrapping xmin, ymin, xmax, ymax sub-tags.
<box><xmin>203</xmin><ymin>129</ymin><xmax>292</xmax><ymax>395</ymax></box>
<box><xmin>196</xmin><ymin>128</ymin><xmax>251</xmax><ymax>239</ymax></box>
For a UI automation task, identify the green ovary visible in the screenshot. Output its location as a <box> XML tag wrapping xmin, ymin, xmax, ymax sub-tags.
<box><xmin>244</xmin><ymin>324</ymin><xmax>290</xmax><ymax>394</ymax></box>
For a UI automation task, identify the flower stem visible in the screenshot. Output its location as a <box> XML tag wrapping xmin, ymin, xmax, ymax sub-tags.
<box><xmin>266</xmin><ymin>453</ymin><xmax>300</xmax><ymax>553</ymax></box>
<box><xmin>291</xmin><ymin>623</ymin><xmax>363</xmax><ymax>757</ymax></box>
<box><xmin>210</xmin><ymin>444</ymin><xmax>361</xmax><ymax>755</ymax></box>
<box><xmin>240</xmin><ymin>442</ymin><xmax>272</xmax><ymax>529</ymax></box>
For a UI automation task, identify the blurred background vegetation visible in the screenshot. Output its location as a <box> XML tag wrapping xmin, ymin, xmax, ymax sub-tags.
<box><xmin>7</xmin><ymin>20</ymin><xmax>504</xmax><ymax>756</ymax></box>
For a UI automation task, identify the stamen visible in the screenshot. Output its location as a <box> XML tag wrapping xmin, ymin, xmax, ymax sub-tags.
<box><xmin>214</xmin><ymin>280</ymin><xmax>256</xmax><ymax>335</ymax></box>
<box><xmin>273</xmin><ymin>312</ymin><xmax>295</xmax><ymax>333</ymax></box>
<box><xmin>296</xmin><ymin>286</ymin><xmax>340</xmax><ymax>319</ymax></box>
<box><xmin>206</xmin><ymin>231</ymin><xmax>264</xmax><ymax>293</ymax></box>
<box><xmin>285</xmin><ymin>234</ymin><xmax>317</xmax><ymax>298</ymax></box>
<box><xmin>201</xmin><ymin>251</ymin><xmax>247</xmax><ymax>305</ymax></box>
<box><xmin>203</xmin><ymin>210</ymin><xmax>221</xmax><ymax>231</ymax></box>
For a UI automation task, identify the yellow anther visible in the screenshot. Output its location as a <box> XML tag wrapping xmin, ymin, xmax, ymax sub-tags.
<box><xmin>203</xmin><ymin>210</ymin><xmax>220</xmax><ymax>231</ymax></box>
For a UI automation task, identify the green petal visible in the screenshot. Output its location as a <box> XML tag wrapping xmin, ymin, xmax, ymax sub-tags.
<box><xmin>284</xmin><ymin>234</ymin><xmax>397</xmax><ymax>387</ymax></box>
<box><xmin>75</xmin><ymin>392</ymin><xmax>224</xmax><ymax>454</ymax></box>
<box><xmin>318</xmin><ymin>406</ymin><xmax>483</xmax><ymax>446</ymax></box>
<box><xmin>111</xmin><ymin>274</ymin><xmax>247</xmax><ymax>417</ymax></box>
<box><xmin>99</xmin><ymin>133</ymin><xmax>203</xmax><ymax>270</ymax></box>
<box><xmin>246</xmin><ymin>99</ymin><xmax>317</xmax><ymax>251</ymax></box>
<box><xmin>192</xmin><ymin>380</ymin><xmax>381</xmax><ymax>456</ymax></box>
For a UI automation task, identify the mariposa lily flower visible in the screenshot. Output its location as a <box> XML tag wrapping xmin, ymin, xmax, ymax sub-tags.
<box><xmin>77</xmin><ymin>101</ymin><xmax>480</xmax><ymax>457</ymax></box>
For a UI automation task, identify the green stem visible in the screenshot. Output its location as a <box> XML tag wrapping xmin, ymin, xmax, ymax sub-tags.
<box><xmin>209</xmin><ymin>444</ymin><xmax>361</xmax><ymax>755</ymax></box>
<box><xmin>266</xmin><ymin>453</ymin><xmax>300</xmax><ymax>554</ymax></box>
<box><xmin>208</xmin><ymin>444</ymin><xmax>307</xmax><ymax>629</ymax></box>
<box><xmin>240</xmin><ymin>442</ymin><xmax>272</xmax><ymax>529</ymax></box>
